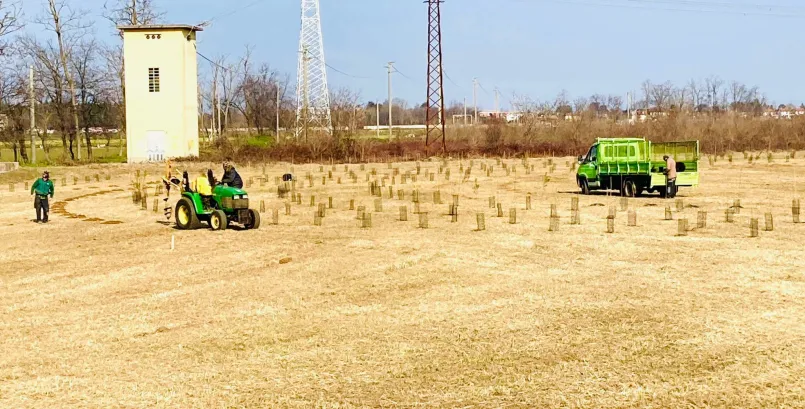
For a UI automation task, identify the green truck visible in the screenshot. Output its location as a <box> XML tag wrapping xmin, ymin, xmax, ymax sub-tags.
<box><xmin>576</xmin><ymin>138</ymin><xmax>700</xmax><ymax>197</ymax></box>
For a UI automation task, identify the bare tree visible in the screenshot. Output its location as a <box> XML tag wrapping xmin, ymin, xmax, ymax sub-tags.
<box><xmin>72</xmin><ymin>38</ymin><xmax>105</xmax><ymax>155</ymax></box>
<box><xmin>553</xmin><ymin>90</ymin><xmax>570</xmax><ymax>114</ymax></box>
<box><xmin>588</xmin><ymin>93</ymin><xmax>605</xmax><ymax>114</ymax></box>
<box><xmin>641</xmin><ymin>79</ymin><xmax>652</xmax><ymax>110</ymax></box>
<box><xmin>606</xmin><ymin>95</ymin><xmax>623</xmax><ymax>119</ymax></box>
<box><xmin>688</xmin><ymin>79</ymin><xmax>703</xmax><ymax>112</ymax></box>
<box><xmin>20</xmin><ymin>36</ymin><xmax>65</xmax><ymax>156</ymax></box>
<box><xmin>220</xmin><ymin>57</ymin><xmax>239</xmax><ymax>136</ymax></box>
<box><xmin>0</xmin><ymin>61</ymin><xmax>28</xmax><ymax>162</ymax></box>
<box><xmin>0</xmin><ymin>0</ymin><xmax>23</xmax><ymax>54</ymax></box>
<box><xmin>103</xmin><ymin>0</ymin><xmax>162</xmax><ymax>29</ymax></box>
<box><xmin>672</xmin><ymin>85</ymin><xmax>687</xmax><ymax>111</ymax></box>
<box><xmin>330</xmin><ymin>87</ymin><xmax>361</xmax><ymax>140</ymax></box>
<box><xmin>0</xmin><ymin>1</ymin><xmax>24</xmax><ymax>159</ymax></box>
<box><xmin>232</xmin><ymin>46</ymin><xmax>287</xmax><ymax>137</ymax></box>
<box><xmin>39</xmin><ymin>0</ymin><xmax>90</xmax><ymax>160</ymax></box>
<box><xmin>101</xmin><ymin>44</ymin><xmax>125</xmax><ymax>155</ymax></box>
<box><xmin>650</xmin><ymin>81</ymin><xmax>673</xmax><ymax>111</ymax></box>
<box><xmin>705</xmin><ymin>75</ymin><xmax>723</xmax><ymax>112</ymax></box>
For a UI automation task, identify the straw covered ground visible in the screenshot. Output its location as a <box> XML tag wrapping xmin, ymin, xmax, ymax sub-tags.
<box><xmin>2</xmin><ymin>154</ymin><xmax>805</xmax><ymax>408</ymax></box>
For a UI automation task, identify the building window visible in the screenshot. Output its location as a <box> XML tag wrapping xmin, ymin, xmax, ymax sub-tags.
<box><xmin>148</xmin><ymin>68</ymin><xmax>160</xmax><ymax>93</ymax></box>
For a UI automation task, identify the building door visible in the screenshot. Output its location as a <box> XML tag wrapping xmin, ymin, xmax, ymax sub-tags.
<box><xmin>146</xmin><ymin>130</ymin><xmax>166</xmax><ymax>161</ymax></box>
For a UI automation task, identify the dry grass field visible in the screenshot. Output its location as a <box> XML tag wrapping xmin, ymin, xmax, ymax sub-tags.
<box><xmin>2</xmin><ymin>154</ymin><xmax>805</xmax><ymax>408</ymax></box>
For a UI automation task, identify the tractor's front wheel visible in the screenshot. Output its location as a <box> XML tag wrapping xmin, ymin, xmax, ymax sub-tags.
<box><xmin>244</xmin><ymin>209</ymin><xmax>261</xmax><ymax>230</ymax></box>
<box><xmin>210</xmin><ymin>210</ymin><xmax>228</xmax><ymax>231</ymax></box>
<box><xmin>175</xmin><ymin>198</ymin><xmax>200</xmax><ymax>230</ymax></box>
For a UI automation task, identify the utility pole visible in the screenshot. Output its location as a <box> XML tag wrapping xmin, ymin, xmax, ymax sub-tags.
<box><xmin>473</xmin><ymin>78</ymin><xmax>478</xmax><ymax>125</ymax></box>
<box><xmin>387</xmin><ymin>62</ymin><xmax>394</xmax><ymax>138</ymax></box>
<box><xmin>302</xmin><ymin>46</ymin><xmax>310</xmax><ymax>143</ymax></box>
<box><xmin>376</xmin><ymin>100</ymin><xmax>380</xmax><ymax>138</ymax></box>
<box><xmin>216</xmin><ymin>81</ymin><xmax>222</xmax><ymax>137</ymax></box>
<box><xmin>627</xmin><ymin>91</ymin><xmax>631</xmax><ymax>119</ymax></box>
<box><xmin>494</xmin><ymin>87</ymin><xmax>500</xmax><ymax>114</ymax></box>
<box><xmin>276</xmin><ymin>86</ymin><xmax>281</xmax><ymax>143</ymax></box>
<box><xmin>211</xmin><ymin>67</ymin><xmax>218</xmax><ymax>138</ymax></box>
<box><xmin>463</xmin><ymin>97</ymin><xmax>467</xmax><ymax>126</ymax></box>
<box><xmin>29</xmin><ymin>67</ymin><xmax>36</xmax><ymax>163</ymax></box>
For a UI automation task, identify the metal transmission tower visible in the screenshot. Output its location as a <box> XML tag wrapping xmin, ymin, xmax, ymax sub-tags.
<box><xmin>295</xmin><ymin>0</ymin><xmax>332</xmax><ymax>141</ymax></box>
<box><xmin>425</xmin><ymin>0</ymin><xmax>446</xmax><ymax>152</ymax></box>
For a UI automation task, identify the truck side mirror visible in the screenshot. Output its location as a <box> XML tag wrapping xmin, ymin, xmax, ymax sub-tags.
<box><xmin>577</xmin><ymin>155</ymin><xmax>584</xmax><ymax>163</ymax></box>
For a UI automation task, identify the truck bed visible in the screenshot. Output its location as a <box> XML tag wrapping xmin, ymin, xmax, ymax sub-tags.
<box><xmin>597</xmin><ymin>161</ymin><xmax>651</xmax><ymax>176</ymax></box>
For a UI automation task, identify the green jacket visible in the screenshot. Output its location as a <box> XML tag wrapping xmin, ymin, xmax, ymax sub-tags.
<box><xmin>31</xmin><ymin>178</ymin><xmax>54</xmax><ymax>198</ymax></box>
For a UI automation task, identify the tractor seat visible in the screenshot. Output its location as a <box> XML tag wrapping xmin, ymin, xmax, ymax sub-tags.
<box><xmin>192</xmin><ymin>176</ymin><xmax>213</xmax><ymax>196</ymax></box>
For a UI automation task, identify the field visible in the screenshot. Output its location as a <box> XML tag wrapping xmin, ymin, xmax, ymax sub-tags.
<box><xmin>2</xmin><ymin>154</ymin><xmax>805</xmax><ymax>408</ymax></box>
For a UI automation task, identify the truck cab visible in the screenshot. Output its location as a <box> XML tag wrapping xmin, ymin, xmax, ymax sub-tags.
<box><xmin>576</xmin><ymin>138</ymin><xmax>699</xmax><ymax>197</ymax></box>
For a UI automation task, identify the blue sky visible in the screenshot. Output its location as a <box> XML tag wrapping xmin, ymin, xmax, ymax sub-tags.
<box><xmin>21</xmin><ymin>0</ymin><xmax>805</xmax><ymax>109</ymax></box>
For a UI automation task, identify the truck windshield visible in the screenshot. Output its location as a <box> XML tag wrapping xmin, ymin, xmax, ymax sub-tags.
<box><xmin>585</xmin><ymin>145</ymin><xmax>597</xmax><ymax>162</ymax></box>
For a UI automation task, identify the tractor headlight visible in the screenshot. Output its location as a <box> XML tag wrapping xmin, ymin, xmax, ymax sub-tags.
<box><xmin>241</xmin><ymin>195</ymin><xmax>248</xmax><ymax>199</ymax></box>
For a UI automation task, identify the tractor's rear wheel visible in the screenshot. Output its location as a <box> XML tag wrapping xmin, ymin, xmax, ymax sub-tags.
<box><xmin>175</xmin><ymin>198</ymin><xmax>200</xmax><ymax>230</ymax></box>
<box><xmin>245</xmin><ymin>209</ymin><xmax>261</xmax><ymax>230</ymax></box>
<box><xmin>210</xmin><ymin>210</ymin><xmax>228</xmax><ymax>231</ymax></box>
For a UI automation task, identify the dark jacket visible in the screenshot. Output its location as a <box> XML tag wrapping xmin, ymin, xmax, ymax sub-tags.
<box><xmin>221</xmin><ymin>167</ymin><xmax>243</xmax><ymax>189</ymax></box>
<box><xmin>31</xmin><ymin>178</ymin><xmax>54</xmax><ymax>198</ymax></box>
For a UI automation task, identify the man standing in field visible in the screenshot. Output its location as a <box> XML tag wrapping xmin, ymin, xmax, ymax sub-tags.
<box><xmin>31</xmin><ymin>171</ymin><xmax>55</xmax><ymax>223</ymax></box>
<box><xmin>663</xmin><ymin>155</ymin><xmax>677</xmax><ymax>198</ymax></box>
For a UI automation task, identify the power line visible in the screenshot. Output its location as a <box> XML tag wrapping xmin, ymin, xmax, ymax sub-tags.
<box><xmin>524</xmin><ymin>0</ymin><xmax>805</xmax><ymax>18</ymax></box>
<box><xmin>201</xmin><ymin>49</ymin><xmax>373</xmax><ymax>80</ymax></box>
<box><xmin>477</xmin><ymin>81</ymin><xmax>492</xmax><ymax>96</ymax></box>
<box><xmin>197</xmin><ymin>51</ymin><xmax>229</xmax><ymax>72</ymax></box>
<box><xmin>630</xmin><ymin>0</ymin><xmax>805</xmax><ymax>11</ymax></box>
<box><xmin>392</xmin><ymin>67</ymin><xmax>416</xmax><ymax>82</ymax></box>
<box><xmin>302</xmin><ymin>51</ymin><xmax>374</xmax><ymax>79</ymax></box>
<box><xmin>443</xmin><ymin>70</ymin><xmax>462</xmax><ymax>90</ymax></box>
<box><xmin>200</xmin><ymin>0</ymin><xmax>269</xmax><ymax>26</ymax></box>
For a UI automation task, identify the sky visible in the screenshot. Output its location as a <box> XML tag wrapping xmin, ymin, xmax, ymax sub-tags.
<box><xmin>20</xmin><ymin>0</ymin><xmax>805</xmax><ymax>109</ymax></box>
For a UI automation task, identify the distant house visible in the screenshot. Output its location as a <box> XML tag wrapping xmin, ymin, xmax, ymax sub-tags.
<box><xmin>478</xmin><ymin>111</ymin><xmax>521</xmax><ymax>123</ymax></box>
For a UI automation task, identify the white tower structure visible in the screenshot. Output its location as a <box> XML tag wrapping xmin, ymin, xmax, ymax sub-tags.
<box><xmin>295</xmin><ymin>0</ymin><xmax>332</xmax><ymax>141</ymax></box>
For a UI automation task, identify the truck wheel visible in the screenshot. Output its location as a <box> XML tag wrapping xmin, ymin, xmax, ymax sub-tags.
<box><xmin>175</xmin><ymin>198</ymin><xmax>200</xmax><ymax>230</ymax></box>
<box><xmin>210</xmin><ymin>209</ymin><xmax>228</xmax><ymax>231</ymax></box>
<box><xmin>622</xmin><ymin>180</ymin><xmax>636</xmax><ymax>197</ymax></box>
<box><xmin>245</xmin><ymin>209</ymin><xmax>261</xmax><ymax>230</ymax></box>
<box><xmin>580</xmin><ymin>179</ymin><xmax>590</xmax><ymax>195</ymax></box>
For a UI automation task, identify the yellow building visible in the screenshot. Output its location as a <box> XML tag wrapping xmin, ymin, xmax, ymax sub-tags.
<box><xmin>118</xmin><ymin>24</ymin><xmax>202</xmax><ymax>163</ymax></box>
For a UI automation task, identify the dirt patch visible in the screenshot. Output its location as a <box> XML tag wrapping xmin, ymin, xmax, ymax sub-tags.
<box><xmin>51</xmin><ymin>188</ymin><xmax>125</xmax><ymax>225</ymax></box>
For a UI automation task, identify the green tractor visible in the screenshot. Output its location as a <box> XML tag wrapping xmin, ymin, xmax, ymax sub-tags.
<box><xmin>165</xmin><ymin>169</ymin><xmax>260</xmax><ymax>231</ymax></box>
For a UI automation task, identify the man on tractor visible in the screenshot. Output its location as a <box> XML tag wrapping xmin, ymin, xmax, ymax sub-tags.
<box><xmin>220</xmin><ymin>160</ymin><xmax>243</xmax><ymax>189</ymax></box>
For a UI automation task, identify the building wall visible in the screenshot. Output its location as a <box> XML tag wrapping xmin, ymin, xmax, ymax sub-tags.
<box><xmin>123</xmin><ymin>28</ymin><xmax>199</xmax><ymax>163</ymax></box>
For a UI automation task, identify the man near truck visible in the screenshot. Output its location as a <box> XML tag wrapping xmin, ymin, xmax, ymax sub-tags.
<box><xmin>663</xmin><ymin>155</ymin><xmax>677</xmax><ymax>199</ymax></box>
<box><xmin>31</xmin><ymin>171</ymin><xmax>55</xmax><ymax>223</ymax></box>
